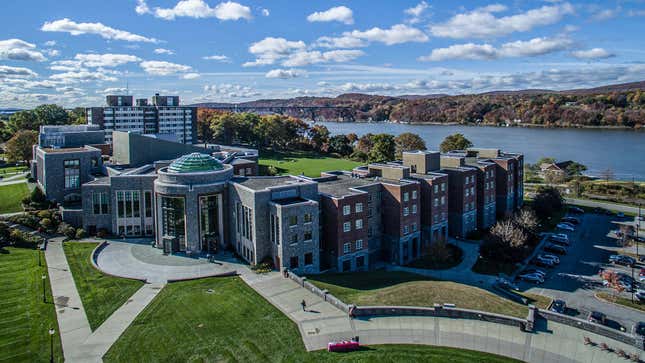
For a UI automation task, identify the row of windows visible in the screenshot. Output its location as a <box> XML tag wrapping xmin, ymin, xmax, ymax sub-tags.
<box><xmin>236</xmin><ymin>204</ymin><xmax>253</xmax><ymax>241</ymax></box>
<box><xmin>402</xmin><ymin>204</ymin><xmax>417</xmax><ymax>216</ymax></box>
<box><xmin>343</xmin><ymin>239</ymin><xmax>363</xmax><ymax>254</ymax></box>
<box><xmin>402</xmin><ymin>190</ymin><xmax>417</xmax><ymax>202</ymax></box>
<box><xmin>464</xmin><ymin>201</ymin><xmax>476</xmax><ymax>211</ymax></box>
<box><xmin>289</xmin><ymin>213</ymin><xmax>312</xmax><ymax>226</ymax></box>
<box><xmin>402</xmin><ymin>223</ymin><xmax>418</xmax><ymax>235</ymax></box>
<box><xmin>64</xmin><ymin>159</ymin><xmax>80</xmax><ymax>190</ymax></box>
<box><xmin>465</xmin><ymin>175</ymin><xmax>476</xmax><ymax>184</ymax></box>
<box><xmin>464</xmin><ymin>186</ymin><xmax>475</xmax><ymax>197</ymax></box>
<box><xmin>432</xmin><ymin>183</ymin><xmax>447</xmax><ymax>194</ymax></box>
<box><xmin>432</xmin><ymin>212</ymin><xmax>448</xmax><ymax>224</ymax></box>
<box><xmin>289</xmin><ymin>253</ymin><xmax>313</xmax><ymax>269</ymax></box>
<box><xmin>342</xmin><ymin>202</ymin><xmax>363</xmax><ymax>216</ymax></box>
<box><xmin>433</xmin><ymin>196</ymin><xmax>446</xmax><ymax>207</ymax></box>
<box><xmin>290</xmin><ymin>230</ymin><xmax>313</xmax><ymax>244</ymax></box>
<box><xmin>343</xmin><ymin>218</ymin><xmax>363</xmax><ymax>232</ymax></box>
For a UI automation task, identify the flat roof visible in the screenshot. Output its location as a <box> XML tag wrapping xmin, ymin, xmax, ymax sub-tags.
<box><xmin>41</xmin><ymin>147</ymin><xmax>93</xmax><ymax>153</ymax></box>
<box><xmin>231</xmin><ymin>175</ymin><xmax>313</xmax><ymax>191</ymax></box>
<box><xmin>271</xmin><ymin>197</ymin><xmax>313</xmax><ymax>206</ymax></box>
<box><xmin>316</xmin><ymin>174</ymin><xmax>379</xmax><ymax>197</ymax></box>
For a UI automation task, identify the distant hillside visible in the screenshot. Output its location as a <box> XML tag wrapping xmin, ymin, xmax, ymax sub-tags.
<box><xmin>190</xmin><ymin>81</ymin><xmax>645</xmax><ymax>128</ymax></box>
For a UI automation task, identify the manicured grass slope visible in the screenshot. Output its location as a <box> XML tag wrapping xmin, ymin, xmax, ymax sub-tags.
<box><xmin>63</xmin><ymin>242</ymin><xmax>144</xmax><ymax>330</ymax></box>
<box><xmin>104</xmin><ymin>277</ymin><xmax>518</xmax><ymax>363</ymax></box>
<box><xmin>308</xmin><ymin>271</ymin><xmax>548</xmax><ymax>318</ymax></box>
<box><xmin>0</xmin><ymin>182</ymin><xmax>29</xmax><ymax>214</ymax></box>
<box><xmin>0</xmin><ymin>247</ymin><xmax>63</xmax><ymax>363</ymax></box>
<box><xmin>259</xmin><ymin>151</ymin><xmax>362</xmax><ymax>177</ymax></box>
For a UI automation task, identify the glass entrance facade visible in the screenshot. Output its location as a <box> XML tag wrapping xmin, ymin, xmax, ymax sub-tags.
<box><xmin>199</xmin><ymin>194</ymin><xmax>220</xmax><ymax>253</ymax></box>
<box><xmin>161</xmin><ymin>196</ymin><xmax>186</xmax><ymax>252</ymax></box>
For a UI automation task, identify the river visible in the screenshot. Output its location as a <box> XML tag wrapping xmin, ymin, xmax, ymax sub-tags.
<box><xmin>315</xmin><ymin>121</ymin><xmax>645</xmax><ymax>181</ymax></box>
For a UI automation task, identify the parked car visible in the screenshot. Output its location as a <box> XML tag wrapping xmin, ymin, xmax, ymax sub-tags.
<box><xmin>521</xmin><ymin>268</ymin><xmax>547</xmax><ymax>277</ymax></box>
<box><xmin>544</xmin><ymin>244</ymin><xmax>567</xmax><ymax>255</ymax></box>
<box><xmin>533</xmin><ymin>255</ymin><xmax>556</xmax><ymax>267</ymax></box>
<box><xmin>636</xmin><ymin>290</ymin><xmax>645</xmax><ymax>303</ymax></box>
<box><xmin>518</xmin><ymin>273</ymin><xmax>544</xmax><ymax>284</ymax></box>
<box><xmin>588</xmin><ymin>311</ymin><xmax>607</xmax><ymax>325</ymax></box>
<box><xmin>561</xmin><ymin>217</ymin><xmax>580</xmax><ymax>225</ymax></box>
<box><xmin>569</xmin><ymin>206</ymin><xmax>585</xmax><ymax>214</ymax></box>
<box><xmin>633</xmin><ymin>322</ymin><xmax>645</xmax><ymax>337</ymax></box>
<box><xmin>540</xmin><ymin>253</ymin><xmax>561</xmax><ymax>264</ymax></box>
<box><xmin>556</xmin><ymin>223</ymin><xmax>575</xmax><ymax>232</ymax></box>
<box><xmin>548</xmin><ymin>236</ymin><xmax>571</xmax><ymax>246</ymax></box>
<box><xmin>617</xmin><ymin>212</ymin><xmax>625</xmax><ymax>218</ymax></box>
<box><xmin>639</xmin><ymin>268</ymin><xmax>645</xmax><ymax>283</ymax></box>
<box><xmin>550</xmin><ymin>299</ymin><xmax>567</xmax><ymax>314</ymax></box>
<box><xmin>495</xmin><ymin>278</ymin><xmax>519</xmax><ymax>291</ymax></box>
<box><xmin>640</xmin><ymin>255</ymin><xmax>645</xmax><ymax>263</ymax></box>
<box><xmin>609</xmin><ymin>254</ymin><xmax>636</xmax><ymax>267</ymax></box>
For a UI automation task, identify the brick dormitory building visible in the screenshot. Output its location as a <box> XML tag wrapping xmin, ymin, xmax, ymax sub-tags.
<box><xmin>31</xmin><ymin>124</ymin><xmax>523</xmax><ymax>274</ymax></box>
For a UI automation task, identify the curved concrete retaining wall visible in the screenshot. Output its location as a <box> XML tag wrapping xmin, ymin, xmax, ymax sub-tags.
<box><xmin>287</xmin><ymin>271</ymin><xmax>350</xmax><ymax>313</ymax></box>
<box><xmin>167</xmin><ymin>270</ymin><xmax>238</xmax><ymax>283</ymax></box>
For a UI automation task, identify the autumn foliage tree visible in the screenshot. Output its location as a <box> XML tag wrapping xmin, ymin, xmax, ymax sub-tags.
<box><xmin>5</xmin><ymin>130</ymin><xmax>38</xmax><ymax>164</ymax></box>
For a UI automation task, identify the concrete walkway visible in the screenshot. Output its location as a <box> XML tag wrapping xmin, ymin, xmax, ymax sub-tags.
<box><xmin>45</xmin><ymin>238</ymin><xmax>167</xmax><ymax>362</ymax></box>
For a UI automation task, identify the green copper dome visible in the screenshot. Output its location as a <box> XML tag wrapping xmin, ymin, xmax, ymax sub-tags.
<box><xmin>167</xmin><ymin>153</ymin><xmax>223</xmax><ymax>173</ymax></box>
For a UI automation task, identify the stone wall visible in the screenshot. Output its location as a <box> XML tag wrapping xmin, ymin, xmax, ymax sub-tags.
<box><xmin>286</xmin><ymin>271</ymin><xmax>350</xmax><ymax>313</ymax></box>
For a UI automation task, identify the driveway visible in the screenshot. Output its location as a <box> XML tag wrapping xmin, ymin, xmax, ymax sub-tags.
<box><xmin>518</xmin><ymin>212</ymin><xmax>644</xmax><ymax>331</ymax></box>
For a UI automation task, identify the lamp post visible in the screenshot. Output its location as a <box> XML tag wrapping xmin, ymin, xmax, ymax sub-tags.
<box><xmin>41</xmin><ymin>274</ymin><xmax>47</xmax><ymax>303</ymax></box>
<box><xmin>48</xmin><ymin>327</ymin><xmax>55</xmax><ymax>363</ymax></box>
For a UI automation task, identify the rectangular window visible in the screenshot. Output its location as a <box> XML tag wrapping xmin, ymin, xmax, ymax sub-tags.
<box><xmin>470</xmin><ymin>186</ymin><xmax>475</xmax><ymax>195</ymax></box>
<box><xmin>355</xmin><ymin>219</ymin><xmax>363</xmax><ymax>229</ymax></box>
<box><xmin>144</xmin><ymin>191</ymin><xmax>152</xmax><ymax>218</ymax></box>
<box><xmin>412</xmin><ymin>223</ymin><xmax>417</xmax><ymax>232</ymax></box>
<box><xmin>92</xmin><ymin>192</ymin><xmax>109</xmax><ymax>215</ymax></box>
<box><xmin>304</xmin><ymin>253</ymin><xmax>313</xmax><ymax>265</ymax></box>
<box><xmin>433</xmin><ymin>214</ymin><xmax>439</xmax><ymax>224</ymax></box>
<box><xmin>441</xmin><ymin>183</ymin><xmax>446</xmax><ymax>192</ymax></box>
<box><xmin>368</xmin><ymin>226</ymin><xmax>373</xmax><ymax>237</ymax></box>
<box><xmin>403</xmin><ymin>207</ymin><xmax>409</xmax><ymax>216</ymax></box>
<box><xmin>303</xmin><ymin>213</ymin><xmax>312</xmax><ymax>223</ymax></box>
<box><xmin>355</xmin><ymin>239</ymin><xmax>363</xmax><ymax>250</ymax></box>
<box><xmin>403</xmin><ymin>192</ymin><xmax>409</xmax><ymax>202</ymax></box>
<box><xmin>465</xmin><ymin>188</ymin><xmax>470</xmax><ymax>197</ymax></box>
<box><xmin>289</xmin><ymin>215</ymin><xmax>298</xmax><ymax>226</ymax></box>
<box><xmin>64</xmin><ymin>159</ymin><xmax>80</xmax><ymax>189</ymax></box>
<box><xmin>403</xmin><ymin>225</ymin><xmax>409</xmax><ymax>234</ymax></box>
<box><xmin>434</xmin><ymin>198</ymin><xmax>438</xmax><ymax>207</ymax></box>
<box><xmin>132</xmin><ymin>191</ymin><xmax>140</xmax><ymax>218</ymax></box>
<box><xmin>412</xmin><ymin>190</ymin><xmax>417</xmax><ymax>199</ymax></box>
<box><xmin>356</xmin><ymin>256</ymin><xmax>365</xmax><ymax>268</ymax></box>
<box><xmin>343</xmin><ymin>243</ymin><xmax>351</xmax><ymax>254</ymax></box>
<box><xmin>343</xmin><ymin>205</ymin><xmax>351</xmax><ymax>216</ymax></box>
<box><xmin>355</xmin><ymin>203</ymin><xmax>363</xmax><ymax>213</ymax></box>
<box><xmin>291</xmin><ymin>234</ymin><xmax>298</xmax><ymax>244</ymax></box>
<box><xmin>441</xmin><ymin>196</ymin><xmax>445</xmax><ymax>205</ymax></box>
<box><xmin>433</xmin><ymin>185</ymin><xmax>438</xmax><ymax>193</ymax></box>
<box><xmin>290</xmin><ymin>256</ymin><xmax>299</xmax><ymax>269</ymax></box>
<box><xmin>412</xmin><ymin>204</ymin><xmax>417</xmax><ymax>214</ymax></box>
<box><xmin>343</xmin><ymin>222</ymin><xmax>351</xmax><ymax>232</ymax></box>
<box><xmin>304</xmin><ymin>230</ymin><xmax>312</xmax><ymax>241</ymax></box>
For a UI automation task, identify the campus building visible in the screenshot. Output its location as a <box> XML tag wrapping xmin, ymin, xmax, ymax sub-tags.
<box><xmin>32</xmin><ymin>126</ymin><xmax>524</xmax><ymax>274</ymax></box>
<box><xmin>86</xmin><ymin>93</ymin><xmax>197</xmax><ymax>144</ymax></box>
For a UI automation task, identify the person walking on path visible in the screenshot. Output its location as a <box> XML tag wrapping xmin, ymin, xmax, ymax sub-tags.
<box><xmin>301</xmin><ymin>299</ymin><xmax>307</xmax><ymax>312</ymax></box>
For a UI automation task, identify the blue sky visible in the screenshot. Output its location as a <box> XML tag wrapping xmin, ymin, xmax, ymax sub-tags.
<box><xmin>1</xmin><ymin>0</ymin><xmax>644</xmax><ymax>108</ymax></box>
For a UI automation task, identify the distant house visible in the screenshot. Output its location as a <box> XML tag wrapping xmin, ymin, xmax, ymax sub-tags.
<box><xmin>539</xmin><ymin>160</ymin><xmax>575</xmax><ymax>180</ymax></box>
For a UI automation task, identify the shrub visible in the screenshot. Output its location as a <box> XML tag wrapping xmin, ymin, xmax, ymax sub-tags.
<box><xmin>39</xmin><ymin>218</ymin><xmax>52</xmax><ymax>230</ymax></box>
<box><xmin>96</xmin><ymin>228</ymin><xmax>108</xmax><ymax>238</ymax></box>
<box><xmin>37</xmin><ymin>210</ymin><xmax>52</xmax><ymax>219</ymax></box>
<box><xmin>63</xmin><ymin>226</ymin><xmax>76</xmax><ymax>239</ymax></box>
<box><xmin>75</xmin><ymin>228</ymin><xmax>86</xmax><ymax>239</ymax></box>
<box><xmin>29</xmin><ymin>187</ymin><xmax>47</xmax><ymax>205</ymax></box>
<box><xmin>8</xmin><ymin>214</ymin><xmax>40</xmax><ymax>229</ymax></box>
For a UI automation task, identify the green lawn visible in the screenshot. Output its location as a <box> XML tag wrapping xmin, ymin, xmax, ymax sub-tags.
<box><xmin>308</xmin><ymin>271</ymin><xmax>548</xmax><ymax>318</ymax></box>
<box><xmin>0</xmin><ymin>165</ymin><xmax>28</xmax><ymax>175</ymax></box>
<box><xmin>0</xmin><ymin>182</ymin><xmax>29</xmax><ymax>214</ymax></box>
<box><xmin>259</xmin><ymin>150</ymin><xmax>362</xmax><ymax>177</ymax></box>
<box><xmin>0</xmin><ymin>247</ymin><xmax>63</xmax><ymax>363</ymax></box>
<box><xmin>104</xmin><ymin>276</ymin><xmax>517</xmax><ymax>363</ymax></box>
<box><xmin>597</xmin><ymin>293</ymin><xmax>645</xmax><ymax>313</ymax></box>
<box><xmin>63</xmin><ymin>242</ymin><xmax>144</xmax><ymax>330</ymax></box>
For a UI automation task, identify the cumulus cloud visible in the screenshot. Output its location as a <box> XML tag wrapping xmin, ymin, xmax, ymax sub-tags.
<box><xmin>0</xmin><ymin>39</ymin><xmax>47</xmax><ymax>61</ymax></box>
<box><xmin>261</xmin><ymin>8</ymin><xmax>270</xmax><ymax>16</ymax></box>
<box><xmin>265</xmin><ymin>68</ymin><xmax>305</xmax><ymax>79</ymax></box>
<box><xmin>318</xmin><ymin>24</ymin><xmax>428</xmax><ymax>48</ymax></box>
<box><xmin>571</xmin><ymin>48</ymin><xmax>615</xmax><ymax>59</ymax></box>
<box><xmin>307</xmin><ymin>6</ymin><xmax>354</xmax><ymax>25</ymax></box>
<box><xmin>41</xmin><ymin>18</ymin><xmax>159</xmax><ymax>43</ymax></box>
<box><xmin>143</xmin><ymin>0</ymin><xmax>252</xmax><ymax>21</ymax></box>
<box><xmin>44</xmin><ymin>40</ymin><xmax>57</xmax><ymax>47</ymax></box>
<box><xmin>49</xmin><ymin>70</ymin><xmax>118</xmax><ymax>83</ymax></box>
<box><xmin>243</xmin><ymin>37</ymin><xmax>306</xmax><ymax>66</ymax></box>
<box><xmin>282</xmin><ymin>49</ymin><xmax>364</xmax><ymax>67</ymax></box>
<box><xmin>97</xmin><ymin>87</ymin><xmax>128</xmax><ymax>94</ymax></box>
<box><xmin>154</xmin><ymin>48</ymin><xmax>175</xmax><ymax>55</ymax></box>
<box><xmin>0</xmin><ymin>65</ymin><xmax>38</xmax><ymax>78</ymax></box>
<box><xmin>430</xmin><ymin>2</ymin><xmax>574</xmax><ymax>39</ymax></box>
<box><xmin>404</xmin><ymin>1</ymin><xmax>429</xmax><ymax>24</ymax></box>
<box><xmin>74</xmin><ymin>53</ymin><xmax>142</xmax><ymax>67</ymax></box>
<box><xmin>140</xmin><ymin>60</ymin><xmax>192</xmax><ymax>75</ymax></box>
<box><xmin>182</xmin><ymin>72</ymin><xmax>201</xmax><ymax>79</ymax></box>
<box><xmin>203</xmin><ymin>54</ymin><xmax>230</xmax><ymax>62</ymax></box>
<box><xmin>201</xmin><ymin>83</ymin><xmax>260</xmax><ymax>99</ymax></box>
<box><xmin>419</xmin><ymin>37</ymin><xmax>573</xmax><ymax>61</ymax></box>
<box><xmin>591</xmin><ymin>7</ymin><xmax>619</xmax><ymax>21</ymax></box>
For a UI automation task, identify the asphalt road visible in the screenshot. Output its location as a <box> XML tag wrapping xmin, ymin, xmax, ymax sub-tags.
<box><xmin>519</xmin><ymin>212</ymin><xmax>644</xmax><ymax>332</ymax></box>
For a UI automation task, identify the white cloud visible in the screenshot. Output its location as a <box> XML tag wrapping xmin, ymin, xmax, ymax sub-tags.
<box><xmin>307</xmin><ymin>6</ymin><xmax>354</xmax><ymax>25</ymax></box>
<box><xmin>628</xmin><ymin>10</ymin><xmax>645</xmax><ymax>17</ymax></box>
<box><xmin>182</xmin><ymin>72</ymin><xmax>201</xmax><ymax>79</ymax></box>
<box><xmin>419</xmin><ymin>37</ymin><xmax>573</xmax><ymax>61</ymax></box>
<box><xmin>154</xmin><ymin>48</ymin><xmax>175</xmax><ymax>55</ymax></box>
<box><xmin>201</xmin><ymin>83</ymin><xmax>260</xmax><ymax>99</ymax></box>
<box><xmin>243</xmin><ymin>37</ymin><xmax>306</xmax><ymax>66</ymax></box>
<box><xmin>405</xmin><ymin>1</ymin><xmax>429</xmax><ymax>24</ymax></box>
<box><xmin>140</xmin><ymin>60</ymin><xmax>192</xmax><ymax>75</ymax></box>
<box><xmin>50</xmin><ymin>70</ymin><xmax>118</xmax><ymax>83</ymax></box>
<box><xmin>0</xmin><ymin>39</ymin><xmax>47</xmax><ymax>61</ymax></box>
<box><xmin>591</xmin><ymin>8</ymin><xmax>619</xmax><ymax>21</ymax></box>
<box><xmin>135</xmin><ymin>0</ymin><xmax>150</xmax><ymax>15</ymax></box>
<box><xmin>150</xmin><ymin>0</ymin><xmax>252</xmax><ymax>21</ymax></box>
<box><xmin>282</xmin><ymin>49</ymin><xmax>364</xmax><ymax>67</ymax></box>
<box><xmin>42</xmin><ymin>18</ymin><xmax>159</xmax><ymax>43</ymax></box>
<box><xmin>203</xmin><ymin>54</ymin><xmax>230</xmax><ymax>62</ymax></box>
<box><xmin>97</xmin><ymin>87</ymin><xmax>128</xmax><ymax>94</ymax></box>
<box><xmin>323</xmin><ymin>24</ymin><xmax>428</xmax><ymax>47</ymax></box>
<box><xmin>265</xmin><ymin>68</ymin><xmax>306</xmax><ymax>79</ymax></box>
<box><xmin>430</xmin><ymin>2</ymin><xmax>574</xmax><ymax>39</ymax></box>
<box><xmin>74</xmin><ymin>53</ymin><xmax>141</xmax><ymax>67</ymax></box>
<box><xmin>44</xmin><ymin>40</ymin><xmax>57</xmax><ymax>47</ymax></box>
<box><xmin>45</xmin><ymin>49</ymin><xmax>60</xmax><ymax>57</ymax></box>
<box><xmin>261</xmin><ymin>8</ymin><xmax>270</xmax><ymax>16</ymax></box>
<box><xmin>571</xmin><ymin>48</ymin><xmax>615</xmax><ymax>59</ymax></box>
<box><xmin>0</xmin><ymin>65</ymin><xmax>38</xmax><ymax>78</ymax></box>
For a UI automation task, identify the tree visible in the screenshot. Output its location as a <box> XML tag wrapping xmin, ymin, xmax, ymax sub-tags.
<box><xmin>308</xmin><ymin>125</ymin><xmax>330</xmax><ymax>151</ymax></box>
<box><xmin>565</xmin><ymin>161</ymin><xmax>587</xmax><ymax>177</ymax></box>
<box><xmin>6</xmin><ymin>110</ymin><xmax>38</xmax><ymax>133</ymax></box>
<box><xmin>368</xmin><ymin>134</ymin><xmax>395</xmax><ymax>163</ymax></box>
<box><xmin>67</xmin><ymin>107</ymin><xmax>86</xmax><ymax>125</ymax></box>
<box><xmin>394</xmin><ymin>132</ymin><xmax>426</xmax><ymax>159</ymax></box>
<box><xmin>5</xmin><ymin>130</ymin><xmax>38</xmax><ymax>164</ymax></box>
<box><xmin>33</xmin><ymin>104</ymin><xmax>69</xmax><ymax>126</ymax></box>
<box><xmin>439</xmin><ymin>133</ymin><xmax>473</xmax><ymax>152</ymax></box>
<box><xmin>328</xmin><ymin>135</ymin><xmax>353</xmax><ymax>156</ymax></box>
<box><xmin>531</xmin><ymin>186</ymin><xmax>564</xmax><ymax>221</ymax></box>
<box><xmin>600</xmin><ymin>168</ymin><xmax>614</xmax><ymax>183</ymax></box>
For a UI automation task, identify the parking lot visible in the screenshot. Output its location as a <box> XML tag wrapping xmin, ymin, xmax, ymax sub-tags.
<box><xmin>516</xmin><ymin>209</ymin><xmax>644</xmax><ymax>333</ymax></box>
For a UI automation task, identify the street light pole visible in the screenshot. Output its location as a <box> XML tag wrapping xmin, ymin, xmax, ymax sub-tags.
<box><xmin>41</xmin><ymin>274</ymin><xmax>47</xmax><ymax>303</ymax></box>
<box><xmin>48</xmin><ymin>328</ymin><xmax>55</xmax><ymax>363</ymax></box>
